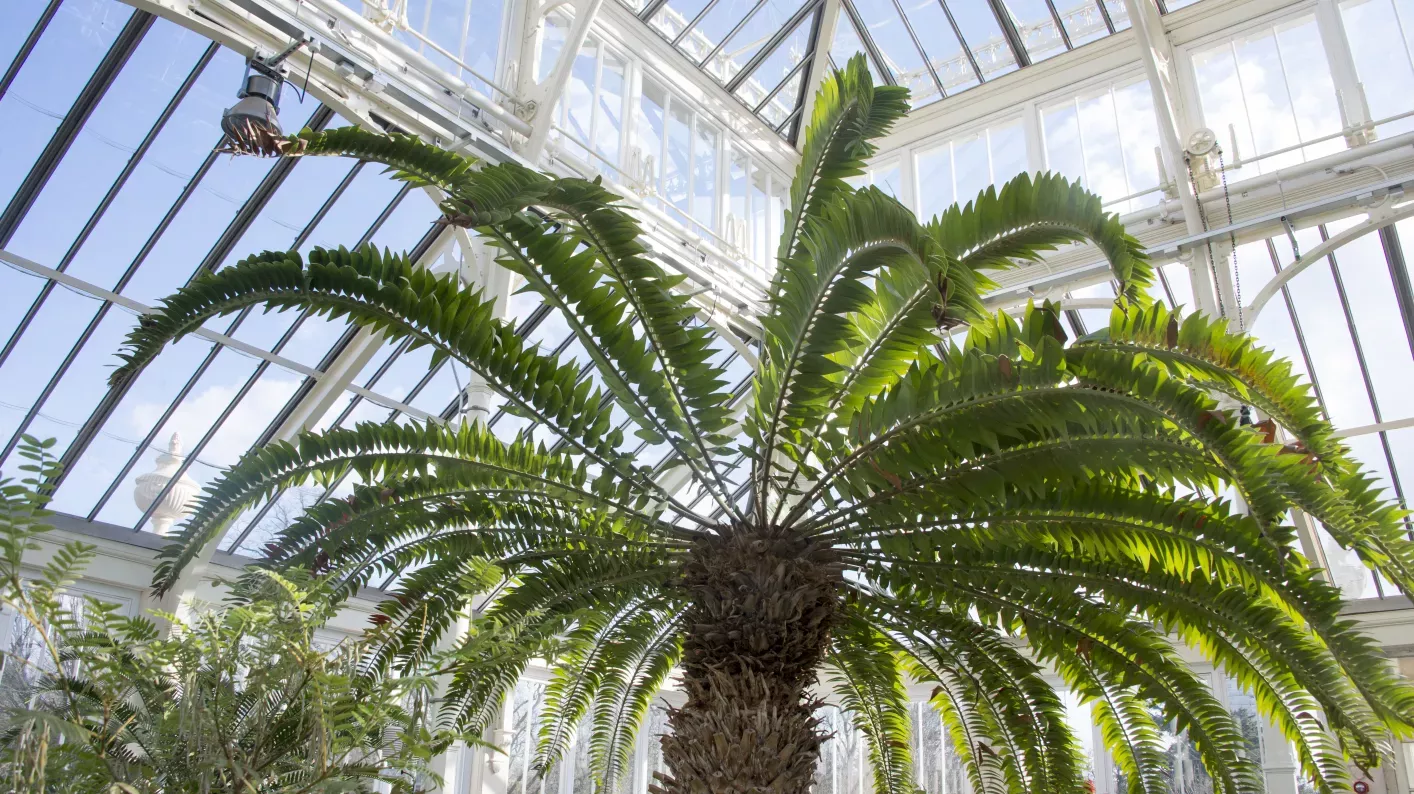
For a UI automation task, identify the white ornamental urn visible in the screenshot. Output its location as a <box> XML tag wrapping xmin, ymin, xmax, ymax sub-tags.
<box><xmin>133</xmin><ymin>433</ymin><xmax>200</xmax><ymax>535</ymax></box>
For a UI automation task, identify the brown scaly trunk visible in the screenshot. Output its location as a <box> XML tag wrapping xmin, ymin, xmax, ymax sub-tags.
<box><xmin>652</xmin><ymin>525</ymin><xmax>844</xmax><ymax>794</ymax></box>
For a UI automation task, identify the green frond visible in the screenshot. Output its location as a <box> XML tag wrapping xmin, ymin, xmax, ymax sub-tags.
<box><xmin>861</xmin><ymin>594</ymin><xmax>1086</xmax><ymax>794</ymax></box>
<box><xmin>827</xmin><ymin>615</ymin><xmax>915</xmax><ymax>794</ymax></box>
<box><xmin>779</xmin><ymin>55</ymin><xmax>910</xmax><ymax>270</ymax></box>
<box><xmin>110</xmin><ymin>245</ymin><xmax>637</xmax><ymax>470</ymax></box>
<box><xmin>752</xmin><ymin>187</ymin><xmax>972</xmax><ymax>517</ymax></box>
<box><xmin>148</xmin><ymin>417</ymin><xmax>672</xmax><ymax>595</ymax></box>
<box><xmin>588</xmin><ymin>612</ymin><xmax>684</xmax><ymax>791</ymax></box>
<box><xmin>934</xmin><ymin>171</ymin><xmax>1154</xmax><ymax>303</ymax></box>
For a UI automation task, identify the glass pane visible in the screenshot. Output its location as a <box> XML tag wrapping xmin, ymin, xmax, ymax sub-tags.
<box><xmin>999</xmin><ymin>0</ymin><xmax>1066</xmax><ymax>62</ymax></box>
<box><xmin>1105</xmin><ymin>0</ymin><xmax>1129</xmax><ymax>30</ymax></box>
<box><xmin>0</xmin><ymin>0</ymin><xmax>135</xmax><ymax>206</ymax></box>
<box><xmin>730</xmin><ymin>12</ymin><xmax>813</xmax><ymax>108</ymax></box>
<box><xmin>48</xmin><ymin>330</ymin><xmax>214</xmax><ymax>517</ymax></box>
<box><xmin>538</xmin><ymin>11</ymin><xmax>568</xmax><ymax>82</ymax></box>
<box><xmin>751</xmin><ymin>165</ymin><xmax>770</xmax><ymax>262</ymax></box>
<box><xmin>759</xmin><ymin>68</ymin><xmax>804</xmax><ymax>128</ymax></box>
<box><xmin>1062</xmin><ymin>0</ymin><xmax>1112</xmax><ymax>47</ymax></box>
<box><xmin>728</xmin><ymin>148</ymin><xmax>750</xmax><ymax>255</ymax></box>
<box><xmin>61</xmin><ymin>46</ymin><xmax>247</xmax><ymax>291</ymax></box>
<box><xmin>1333</xmin><ymin>222</ymin><xmax>1414</xmax><ymax>419</ymax></box>
<box><xmin>850</xmin><ymin>0</ymin><xmax>940</xmax><ymax>106</ymax></box>
<box><xmin>462</xmin><ymin>0</ymin><xmax>506</xmax><ymax>93</ymax></box>
<box><xmin>1340</xmin><ymin>0</ymin><xmax>1414</xmax><ymax>137</ymax></box>
<box><xmin>1223</xmin><ymin>677</ymin><xmax>1266</xmax><ymax>770</ymax></box>
<box><xmin>665</xmin><ymin>98</ymin><xmax>693</xmax><ymax>223</ymax></box>
<box><xmin>829</xmin><ymin>11</ymin><xmax>886</xmax><ymax>84</ymax></box>
<box><xmin>1042</xmin><ymin>76</ymin><xmax>1161</xmax><ymax>213</ymax></box>
<box><xmin>874</xmin><ymin>162</ymin><xmax>902</xmax><ymax>198</ymax></box>
<box><xmin>5</xmin><ymin>19</ymin><xmax>210</xmax><ymax>268</ymax></box>
<box><xmin>1191</xmin><ymin>14</ymin><xmax>1342</xmax><ymax>175</ymax></box>
<box><xmin>702</xmin><ymin>0</ymin><xmax>812</xmax><ymax>82</ymax></box>
<box><xmin>0</xmin><ymin>304</ymin><xmax>130</xmax><ymax>483</ymax></box>
<box><xmin>566</xmin><ymin>36</ymin><xmax>598</xmax><ymax>151</ymax></box>
<box><xmin>693</xmin><ymin>122</ymin><xmax>720</xmax><ymax>229</ymax></box>
<box><xmin>0</xmin><ymin>0</ymin><xmax>52</xmax><ymax>73</ymax></box>
<box><xmin>1280</xmin><ymin>240</ymin><xmax>1374</xmax><ymax>429</ymax></box>
<box><xmin>651</xmin><ymin>0</ymin><xmax>715</xmax><ymax>40</ymax></box>
<box><xmin>896</xmin><ymin>0</ymin><xmax>978</xmax><ymax>96</ymax></box>
<box><xmin>916</xmin><ymin>139</ymin><xmax>956</xmax><ymax>219</ymax></box>
<box><xmin>597</xmin><ymin>49</ymin><xmax>627</xmax><ymax>168</ymax></box>
<box><xmin>636</xmin><ymin>78</ymin><xmax>668</xmax><ymax>201</ymax></box>
<box><xmin>916</xmin><ymin>118</ymin><xmax>1027</xmax><ymax>218</ymax></box>
<box><xmin>1063</xmin><ymin>690</ymin><xmax>1097</xmax><ymax>786</ymax></box>
<box><xmin>948</xmin><ymin>0</ymin><xmax>1018</xmax><ymax>80</ymax></box>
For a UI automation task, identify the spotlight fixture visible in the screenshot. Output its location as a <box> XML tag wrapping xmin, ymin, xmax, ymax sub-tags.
<box><xmin>220</xmin><ymin>36</ymin><xmax>313</xmax><ymax>156</ymax></box>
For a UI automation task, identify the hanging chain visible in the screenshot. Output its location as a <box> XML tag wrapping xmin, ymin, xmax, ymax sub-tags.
<box><xmin>1185</xmin><ymin>154</ymin><xmax>1227</xmax><ymax>320</ymax></box>
<box><xmin>1217</xmin><ymin>150</ymin><xmax>1243</xmax><ymax>331</ymax></box>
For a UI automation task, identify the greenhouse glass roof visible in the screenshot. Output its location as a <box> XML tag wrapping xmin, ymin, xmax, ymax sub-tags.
<box><xmin>5</xmin><ymin>0</ymin><xmax>1414</xmax><ymax>602</ymax></box>
<box><xmin>620</xmin><ymin>0</ymin><xmax>1165</xmax><ymax>138</ymax></box>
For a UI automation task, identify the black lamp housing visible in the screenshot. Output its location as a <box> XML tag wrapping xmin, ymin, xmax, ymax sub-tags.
<box><xmin>220</xmin><ymin>37</ymin><xmax>310</xmax><ymax>155</ymax></box>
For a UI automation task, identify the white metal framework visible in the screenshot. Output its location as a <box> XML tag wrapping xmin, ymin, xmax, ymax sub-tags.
<box><xmin>6</xmin><ymin>0</ymin><xmax>1414</xmax><ymax>791</ymax></box>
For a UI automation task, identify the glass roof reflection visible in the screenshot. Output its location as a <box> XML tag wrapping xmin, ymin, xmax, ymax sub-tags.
<box><xmin>626</xmin><ymin>0</ymin><xmax>1135</xmax><ymax>131</ymax></box>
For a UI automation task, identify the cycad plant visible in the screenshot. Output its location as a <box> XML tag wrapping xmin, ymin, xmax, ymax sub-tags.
<box><xmin>114</xmin><ymin>58</ymin><xmax>1414</xmax><ymax>794</ymax></box>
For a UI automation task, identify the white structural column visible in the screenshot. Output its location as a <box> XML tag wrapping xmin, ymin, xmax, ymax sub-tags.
<box><xmin>515</xmin><ymin>0</ymin><xmax>609</xmax><ymax>159</ymax></box>
<box><xmin>794</xmin><ymin>0</ymin><xmax>843</xmax><ymax>148</ymax></box>
<box><xmin>1313</xmin><ymin>0</ymin><xmax>1374</xmax><ymax>145</ymax></box>
<box><xmin>1121</xmin><ymin>0</ymin><xmax>1221</xmax><ymax>317</ymax></box>
<box><xmin>1259</xmin><ymin>719</ymin><xmax>1301</xmax><ymax>794</ymax></box>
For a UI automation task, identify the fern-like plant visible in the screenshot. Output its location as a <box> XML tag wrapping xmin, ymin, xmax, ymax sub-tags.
<box><xmin>113</xmin><ymin>58</ymin><xmax>1414</xmax><ymax>794</ymax></box>
<box><xmin>0</xmin><ymin>439</ymin><xmax>471</xmax><ymax>794</ymax></box>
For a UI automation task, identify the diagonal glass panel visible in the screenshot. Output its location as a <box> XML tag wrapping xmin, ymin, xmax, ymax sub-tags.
<box><xmin>946</xmin><ymin>0</ymin><xmax>1018</xmax><ymax>80</ymax></box>
<box><xmin>1059</xmin><ymin>0</ymin><xmax>1113</xmax><ymax>47</ymax></box>
<box><xmin>894</xmin><ymin>0</ymin><xmax>978</xmax><ymax>96</ymax></box>
<box><xmin>1271</xmin><ymin>227</ymin><xmax>1375</xmax><ymax>430</ymax></box>
<box><xmin>826</xmin><ymin>9</ymin><xmax>887</xmax><ymax>84</ymax></box>
<box><xmin>678</xmin><ymin>0</ymin><xmax>763</xmax><ymax>63</ymax></box>
<box><xmin>730</xmin><ymin>10</ymin><xmax>816</xmax><ymax>110</ymax></box>
<box><xmin>5</xmin><ymin>19</ymin><xmax>210</xmax><ymax>268</ymax></box>
<box><xmin>1103</xmin><ymin>0</ymin><xmax>1128</xmax><ymax>30</ymax></box>
<box><xmin>46</xmin><ymin>328</ymin><xmax>216</xmax><ymax>517</ymax></box>
<box><xmin>847</xmin><ymin>0</ymin><xmax>940</xmax><ymax>106</ymax></box>
<box><xmin>56</xmin><ymin>46</ymin><xmax>248</xmax><ymax>292</ymax></box>
<box><xmin>0</xmin><ymin>0</ymin><xmax>134</xmax><ymax>207</ymax></box>
<box><xmin>702</xmin><ymin>0</ymin><xmax>812</xmax><ymax>83</ymax></box>
<box><xmin>0</xmin><ymin>0</ymin><xmax>56</xmax><ymax>73</ymax></box>
<box><xmin>757</xmin><ymin>67</ymin><xmax>805</xmax><ymax>127</ymax></box>
<box><xmin>997</xmin><ymin>0</ymin><xmax>1067</xmax><ymax>62</ymax></box>
<box><xmin>650</xmin><ymin>0</ymin><xmax>717</xmax><ymax>40</ymax></box>
<box><xmin>117</xmin><ymin>87</ymin><xmax>322</xmax><ymax>305</ymax></box>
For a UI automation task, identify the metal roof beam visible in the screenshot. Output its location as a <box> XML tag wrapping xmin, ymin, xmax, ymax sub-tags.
<box><xmin>985</xmin><ymin>0</ymin><xmax>1032</xmax><ymax>68</ymax></box>
<box><xmin>50</xmin><ymin>104</ymin><xmax>337</xmax><ymax>494</ymax></box>
<box><xmin>0</xmin><ymin>10</ymin><xmax>155</xmax><ymax>246</ymax></box>
<box><xmin>0</xmin><ymin>0</ymin><xmax>63</xmax><ymax>101</ymax></box>
<box><xmin>1382</xmin><ymin>224</ymin><xmax>1414</xmax><ymax>362</ymax></box>
<box><xmin>840</xmin><ymin>0</ymin><xmax>896</xmax><ymax>86</ymax></box>
<box><xmin>724</xmin><ymin>0</ymin><xmax>822</xmax><ymax>94</ymax></box>
<box><xmin>0</xmin><ymin>41</ymin><xmax>216</xmax><ymax>378</ymax></box>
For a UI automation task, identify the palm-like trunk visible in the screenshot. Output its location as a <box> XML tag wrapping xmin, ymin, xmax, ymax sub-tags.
<box><xmin>653</xmin><ymin>527</ymin><xmax>843</xmax><ymax>794</ymax></box>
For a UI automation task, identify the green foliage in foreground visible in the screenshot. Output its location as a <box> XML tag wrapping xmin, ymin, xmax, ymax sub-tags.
<box><xmin>0</xmin><ymin>439</ymin><xmax>472</xmax><ymax>794</ymax></box>
<box><xmin>106</xmin><ymin>55</ymin><xmax>1414</xmax><ymax>794</ymax></box>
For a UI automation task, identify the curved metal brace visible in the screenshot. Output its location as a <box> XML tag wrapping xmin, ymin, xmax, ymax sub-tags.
<box><xmin>1244</xmin><ymin>204</ymin><xmax>1414</xmax><ymax>325</ymax></box>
